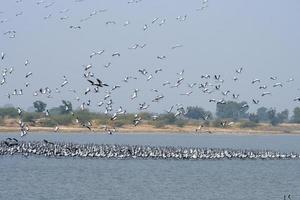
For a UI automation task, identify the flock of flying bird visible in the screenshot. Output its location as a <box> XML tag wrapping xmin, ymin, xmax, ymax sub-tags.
<box><xmin>1</xmin><ymin>0</ymin><xmax>300</xmax><ymax>137</ymax></box>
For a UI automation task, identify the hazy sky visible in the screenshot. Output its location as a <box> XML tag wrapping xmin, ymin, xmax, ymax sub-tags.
<box><xmin>1</xmin><ymin>0</ymin><xmax>300</xmax><ymax>114</ymax></box>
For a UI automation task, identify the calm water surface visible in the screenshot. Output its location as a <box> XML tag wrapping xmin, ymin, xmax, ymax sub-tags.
<box><xmin>0</xmin><ymin>132</ymin><xmax>299</xmax><ymax>200</ymax></box>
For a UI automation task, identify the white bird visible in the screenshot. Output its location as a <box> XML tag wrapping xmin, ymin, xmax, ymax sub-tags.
<box><xmin>241</xmin><ymin>104</ymin><xmax>249</xmax><ymax>109</ymax></box>
<box><xmin>106</xmin><ymin>21</ymin><xmax>116</xmax><ymax>25</ymax></box>
<box><xmin>251</xmin><ymin>79</ymin><xmax>260</xmax><ymax>84</ymax></box>
<box><xmin>187</xmin><ymin>83</ymin><xmax>197</xmax><ymax>88</ymax></box>
<box><xmin>104</xmin><ymin>62</ymin><xmax>111</xmax><ymax>68</ymax></box>
<box><xmin>180</xmin><ymin>91</ymin><xmax>193</xmax><ymax>96</ymax></box>
<box><xmin>155</xmin><ymin>68</ymin><xmax>162</xmax><ymax>73</ymax></box>
<box><xmin>158</xmin><ymin>19</ymin><xmax>166</xmax><ymax>26</ymax></box>
<box><xmin>112</xmin><ymin>85</ymin><xmax>121</xmax><ymax>90</ymax></box>
<box><xmin>128</xmin><ymin>44</ymin><xmax>139</xmax><ymax>50</ymax></box>
<box><xmin>90</xmin><ymin>50</ymin><xmax>104</xmax><ymax>58</ymax></box>
<box><xmin>152</xmin><ymin>17</ymin><xmax>159</xmax><ymax>24</ymax></box>
<box><xmin>201</xmin><ymin>74</ymin><xmax>210</xmax><ymax>79</ymax></box>
<box><xmin>262</xmin><ymin>92</ymin><xmax>271</xmax><ymax>97</ymax></box>
<box><xmin>177</xmin><ymin>69</ymin><xmax>184</xmax><ymax>76</ymax></box>
<box><xmin>84</xmin><ymin>87</ymin><xmax>91</xmax><ymax>95</ymax></box>
<box><xmin>195</xmin><ymin>125</ymin><xmax>203</xmax><ymax>132</ymax></box>
<box><xmin>143</xmin><ymin>24</ymin><xmax>148</xmax><ymax>31</ymax></box>
<box><xmin>171</xmin><ymin>44</ymin><xmax>183</xmax><ymax>49</ymax></box>
<box><xmin>54</xmin><ymin>126</ymin><xmax>59</xmax><ymax>132</ymax></box>
<box><xmin>232</xmin><ymin>94</ymin><xmax>239</xmax><ymax>99</ymax></box>
<box><xmin>123</xmin><ymin>21</ymin><xmax>130</xmax><ymax>26</ymax></box>
<box><xmin>273</xmin><ymin>82</ymin><xmax>283</xmax><ymax>87</ymax></box>
<box><xmin>112</xmin><ymin>52</ymin><xmax>120</xmax><ymax>57</ymax></box>
<box><xmin>1</xmin><ymin>52</ymin><xmax>5</xmax><ymax>60</ymax></box>
<box><xmin>294</xmin><ymin>97</ymin><xmax>300</xmax><ymax>102</ymax></box>
<box><xmin>131</xmin><ymin>89</ymin><xmax>139</xmax><ymax>100</ymax></box>
<box><xmin>25</xmin><ymin>59</ymin><xmax>30</xmax><ymax>66</ymax></box>
<box><xmin>61</xmin><ymin>80</ymin><xmax>68</xmax><ymax>87</ymax></box>
<box><xmin>83</xmin><ymin>64</ymin><xmax>92</xmax><ymax>71</ymax></box>
<box><xmin>69</xmin><ymin>25</ymin><xmax>81</xmax><ymax>29</ymax></box>
<box><xmin>236</xmin><ymin>67</ymin><xmax>243</xmax><ymax>74</ymax></box>
<box><xmin>157</xmin><ymin>55</ymin><xmax>166</xmax><ymax>60</ymax></box>
<box><xmin>147</xmin><ymin>74</ymin><xmax>153</xmax><ymax>81</ymax></box>
<box><xmin>259</xmin><ymin>85</ymin><xmax>267</xmax><ymax>89</ymax></box>
<box><xmin>163</xmin><ymin>81</ymin><xmax>170</xmax><ymax>86</ymax></box>
<box><xmin>152</xmin><ymin>95</ymin><xmax>164</xmax><ymax>102</ymax></box>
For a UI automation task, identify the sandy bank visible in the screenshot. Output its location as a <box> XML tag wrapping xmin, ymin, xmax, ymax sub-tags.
<box><xmin>1</xmin><ymin>123</ymin><xmax>300</xmax><ymax>135</ymax></box>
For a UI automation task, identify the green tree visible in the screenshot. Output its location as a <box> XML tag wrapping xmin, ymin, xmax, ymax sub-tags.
<box><xmin>33</xmin><ymin>100</ymin><xmax>47</xmax><ymax>112</ymax></box>
<box><xmin>0</xmin><ymin>107</ymin><xmax>18</xmax><ymax>117</ymax></box>
<box><xmin>185</xmin><ymin>106</ymin><xmax>212</xmax><ymax>120</ymax></box>
<box><xmin>59</xmin><ymin>100</ymin><xmax>73</xmax><ymax>114</ymax></box>
<box><xmin>257</xmin><ymin>107</ymin><xmax>269</xmax><ymax>122</ymax></box>
<box><xmin>277</xmin><ymin>109</ymin><xmax>289</xmax><ymax>123</ymax></box>
<box><xmin>216</xmin><ymin>101</ymin><xmax>249</xmax><ymax>120</ymax></box>
<box><xmin>267</xmin><ymin>109</ymin><xmax>280</xmax><ymax>126</ymax></box>
<box><xmin>249</xmin><ymin>113</ymin><xmax>259</xmax><ymax>123</ymax></box>
<box><xmin>292</xmin><ymin>107</ymin><xmax>300</xmax><ymax>123</ymax></box>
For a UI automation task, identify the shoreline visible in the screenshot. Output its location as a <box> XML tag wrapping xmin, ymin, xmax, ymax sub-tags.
<box><xmin>1</xmin><ymin>124</ymin><xmax>300</xmax><ymax>135</ymax></box>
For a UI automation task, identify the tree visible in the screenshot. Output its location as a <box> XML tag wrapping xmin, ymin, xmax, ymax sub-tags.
<box><xmin>277</xmin><ymin>109</ymin><xmax>289</xmax><ymax>123</ymax></box>
<box><xmin>0</xmin><ymin>107</ymin><xmax>18</xmax><ymax>117</ymax></box>
<box><xmin>185</xmin><ymin>106</ymin><xmax>212</xmax><ymax>120</ymax></box>
<box><xmin>267</xmin><ymin>109</ymin><xmax>283</xmax><ymax>126</ymax></box>
<box><xmin>33</xmin><ymin>101</ymin><xmax>47</xmax><ymax>112</ymax></box>
<box><xmin>292</xmin><ymin>107</ymin><xmax>300</xmax><ymax>123</ymax></box>
<box><xmin>249</xmin><ymin>113</ymin><xmax>259</xmax><ymax>123</ymax></box>
<box><xmin>58</xmin><ymin>100</ymin><xmax>72</xmax><ymax>114</ymax></box>
<box><xmin>216</xmin><ymin>101</ymin><xmax>249</xmax><ymax>120</ymax></box>
<box><xmin>257</xmin><ymin>107</ymin><xmax>269</xmax><ymax>122</ymax></box>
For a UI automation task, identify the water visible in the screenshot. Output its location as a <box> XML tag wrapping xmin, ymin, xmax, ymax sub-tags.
<box><xmin>1</xmin><ymin>132</ymin><xmax>300</xmax><ymax>200</ymax></box>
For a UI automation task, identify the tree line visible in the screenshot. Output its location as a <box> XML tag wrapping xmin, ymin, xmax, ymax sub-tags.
<box><xmin>1</xmin><ymin>100</ymin><xmax>300</xmax><ymax>127</ymax></box>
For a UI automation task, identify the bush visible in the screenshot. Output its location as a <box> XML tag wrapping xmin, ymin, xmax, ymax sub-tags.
<box><xmin>40</xmin><ymin>118</ymin><xmax>57</xmax><ymax>127</ymax></box>
<box><xmin>50</xmin><ymin>115</ymin><xmax>73</xmax><ymax>125</ymax></box>
<box><xmin>239</xmin><ymin>121</ymin><xmax>258</xmax><ymax>128</ymax></box>
<box><xmin>22</xmin><ymin>112</ymin><xmax>41</xmax><ymax>123</ymax></box>
<box><xmin>112</xmin><ymin>120</ymin><xmax>126</xmax><ymax>127</ymax></box>
<box><xmin>0</xmin><ymin>107</ymin><xmax>18</xmax><ymax>118</ymax></box>
<box><xmin>0</xmin><ymin>117</ymin><xmax>4</xmax><ymax>126</ymax></box>
<box><xmin>160</xmin><ymin>113</ymin><xmax>176</xmax><ymax>125</ymax></box>
<box><xmin>175</xmin><ymin>120</ymin><xmax>187</xmax><ymax>127</ymax></box>
<box><xmin>212</xmin><ymin>119</ymin><xmax>224</xmax><ymax>128</ymax></box>
<box><xmin>149</xmin><ymin>120</ymin><xmax>165</xmax><ymax>128</ymax></box>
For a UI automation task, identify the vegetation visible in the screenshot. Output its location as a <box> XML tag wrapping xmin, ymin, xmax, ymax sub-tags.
<box><xmin>216</xmin><ymin>101</ymin><xmax>249</xmax><ymax>120</ymax></box>
<box><xmin>0</xmin><ymin>107</ymin><xmax>18</xmax><ymax>118</ymax></box>
<box><xmin>33</xmin><ymin>100</ymin><xmax>47</xmax><ymax>112</ymax></box>
<box><xmin>0</xmin><ymin>101</ymin><xmax>298</xmax><ymax>129</ymax></box>
<box><xmin>292</xmin><ymin>107</ymin><xmax>300</xmax><ymax>123</ymax></box>
<box><xmin>239</xmin><ymin>120</ymin><xmax>259</xmax><ymax>128</ymax></box>
<box><xmin>185</xmin><ymin>106</ymin><xmax>212</xmax><ymax>120</ymax></box>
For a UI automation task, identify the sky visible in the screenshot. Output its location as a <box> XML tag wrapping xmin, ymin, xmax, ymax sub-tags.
<box><xmin>0</xmin><ymin>0</ymin><xmax>300</xmax><ymax>114</ymax></box>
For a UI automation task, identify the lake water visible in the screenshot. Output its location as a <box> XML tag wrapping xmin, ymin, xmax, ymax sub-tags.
<box><xmin>0</xmin><ymin>132</ymin><xmax>300</xmax><ymax>200</ymax></box>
